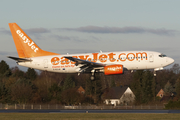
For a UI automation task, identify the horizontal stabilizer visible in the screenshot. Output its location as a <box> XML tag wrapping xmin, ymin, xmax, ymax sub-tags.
<box><xmin>7</xmin><ymin>56</ymin><xmax>32</xmax><ymax>62</ymax></box>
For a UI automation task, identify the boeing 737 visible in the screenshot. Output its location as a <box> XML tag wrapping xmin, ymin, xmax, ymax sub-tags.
<box><xmin>8</xmin><ymin>23</ymin><xmax>174</xmax><ymax>80</ymax></box>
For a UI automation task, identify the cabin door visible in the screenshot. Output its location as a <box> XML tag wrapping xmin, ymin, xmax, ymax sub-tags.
<box><xmin>149</xmin><ymin>53</ymin><xmax>154</xmax><ymax>62</ymax></box>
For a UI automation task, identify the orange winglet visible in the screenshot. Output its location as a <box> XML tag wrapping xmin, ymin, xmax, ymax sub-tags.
<box><xmin>9</xmin><ymin>23</ymin><xmax>59</xmax><ymax>58</ymax></box>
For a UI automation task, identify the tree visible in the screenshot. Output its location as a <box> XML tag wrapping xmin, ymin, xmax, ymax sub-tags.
<box><xmin>141</xmin><ymin>70</ymin><xmax>154</xmax><ymax>103</ymax></box>
<box><xmin>92</xmin><ymin>74</ymin><xmax>102</xmax><ymax>104</ymax></box>
<box><xmin>151</xmin><ymin>77</ymin><xmax>156</xmax><ymax>101</ymax></box>
<box><xmin>130</xmin><ymin>70</ymin><xmax>144</xmax><ymax>104</ymax></box>
<box><xmin>131</xmin><ymin>70</ymin><xmax>154</xmax><ymax>104</ymax></box>
<box><xmin>171</xmin><ymin>64</ymin><xmax>180</xmax><ymax>74</ymax></box>
<box><xmin>85</xmin><ymin>76</ymin><xmax>94</xmax><ymax>104</ymax></box>
<box><xmin>26</xmin><ymin>68</ymin><xmax>37</xmax><ymax>80</ymax></box>
<box><xmin>0</xmin><ymin>79</ymin><xmax>7</xmax><ymax>102</ymax></box>
<box><xmin>49</xmin><ymin>83</ymin><xmax>62</xmax><ymax>101</ymax></box>
<box><xmin>63</xmin><ymin>75</ymin><xmax>75</xmax><ymax>90</ymax></box>
<box><xmin>164</xmin><ymin>81</ymin><xmax>173</xmax><ymax>95</ymax></box>
<box><xmin>11</xmin><ymin>66</ymin><xmax>25</xmax><ymax>78</ymax></box>
<box><xmin>155</xmin><ymin>69</ymin><xmax>176</xmax><ymax>94</ymax></box>
<box><xmin>61</xmin><ymin>88</ymin><xmax>81</xmax><ymax>105</ymax></box>
<box><xmin>85</xmin><ymin>76</ymin><xmax>93</xmax><ymax>95</ymax></box>
<box><xmin>175</xmin><ymin>78</ymin><xmax>180</xmax><ymax>98</ymax></box>
<box><xmin>0</xmin><ymin>60</ymin><xmax>11</xmax><ymax>77</ymax></box>
<box><xmin>32</xmin><ymin>76</ymin><xmax>50</xmax><ymax>103</ymax></box>
<box><xmin>110</xmin><ymin>79</ymin><xmax>116</xmax><ymax>88</ymax></box>
<box><xmin>0</xmin><ymin>76</ymin><xmax>17</xmax><ymax>103</ymax></box>
<box><xmin>11</xmin><ymin>83</ymin><xmax>32</xmax><ymax>104</ymax></box>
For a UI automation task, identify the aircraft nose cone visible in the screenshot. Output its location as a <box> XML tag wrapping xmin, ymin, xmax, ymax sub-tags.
<box><xmin>168</xmin><ymin>57</ymin><xmax>174</xmax><ymax>64</ymax></box>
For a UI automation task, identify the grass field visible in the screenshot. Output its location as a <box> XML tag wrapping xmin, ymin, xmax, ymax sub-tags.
<box><xmin>0</xmin><ymin>113</ymin><xmax>180</xmax><ymax>120</ymax></box>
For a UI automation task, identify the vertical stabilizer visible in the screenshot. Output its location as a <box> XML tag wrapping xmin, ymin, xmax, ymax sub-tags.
<box><xmin>9</xmin><ymin>23</ymin><xmax>59</xmax><ymax>58</ymax></box>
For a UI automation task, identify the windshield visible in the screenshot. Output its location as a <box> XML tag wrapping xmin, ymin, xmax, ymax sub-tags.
<box><xmin>159</xmin><ymin>54</ymin><xmax>167</xmax><ymax>57</ymax></box>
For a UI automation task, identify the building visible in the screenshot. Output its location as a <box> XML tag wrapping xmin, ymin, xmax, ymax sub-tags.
<box><xmin>156</xmin><ymin>89</ymin><xmax>164</xmax><ymax>98</ymax></box>
<box><xmin>77</xmin><ymin>86</ymin><xmax>85</xmax><ymax>95</ymax></box>
<box><xmin>104</xmin><ymin>86</ymin><xmax>135</xmax><ymax>106</ymax></box>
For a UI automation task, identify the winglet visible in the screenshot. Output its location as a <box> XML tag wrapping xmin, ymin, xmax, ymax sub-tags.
<box><xmin>9</xmin><ymin>23</ymin><xmax>59</xmax><ymax>58</ymax></box>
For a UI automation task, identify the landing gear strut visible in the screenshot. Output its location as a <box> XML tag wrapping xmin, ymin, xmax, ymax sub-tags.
<box><xmin>90</xmin><ymin>70</ymin><xmax>95</xmax><ymax>80</ymax></box>
<box><xmin>154</xmin><ymin>71</ymin><xmax>156</xmax><ymax>76</ymax></box>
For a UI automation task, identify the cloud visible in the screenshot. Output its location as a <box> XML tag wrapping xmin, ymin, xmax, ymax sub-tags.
<box><xmin>26</xmin><ymin>28</ymin><xmax>50</xmax><ymax>34</ymax></box>
<box><xmin>49</xmin><ymin>34</ymin><xmax>99</xmax><ymax>42</ymax></box>
<box><xmin>60</xmin><ymin>26</ymin><xmax>177</xmax><ymax>35</ymax></box>
<box><xmin>55</xmin><ymin>48</ymin><xmax>98</xmax><ymax>54</ymax></box>
<box><xmin>1</xmin><ymin>26</ymin><xmax>176</xmax><ymax>37</ymax></box>
<box><xmin>0</xmin><ymin>51</ymin><xmax>18</xmax><ymax>56</ymax></box>
<box><xmin>50</xmin><ymin>34</ymin><xmax>72</xmax><ymax>41</ymax></box>
<box><xmin>0</xmin><ymin>27</ymin><xmax>50</xmax><ymax>38</ymax></box>
<box><xmin>0</xmin><ymin>51</ymin><xmax>9</xmax><ymax>55</ymax></box>
<box><xmin>20</xmin><ymin>28</ymin><xmax>51</xmax><ymax>41</ymax></box>
<box><xmin>0</xmin><ymin>28</ymin><xmax>11</xmax><ymax>35</ymax></box>
<box><xmin>50</xmin><ymin>34</ymin><xmax>83</xmax><ymax>42</ymax></box>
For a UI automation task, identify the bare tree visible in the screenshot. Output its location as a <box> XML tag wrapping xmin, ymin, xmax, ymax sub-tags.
<box><xmin>11</xmin><ymin>83</ymin><xmax>32</xmax><ymax>104</ymax></box>
<box><xmin>164</xmin><ymin>81</ymin><xmax>173</xmax><ymax>95</ymax></box>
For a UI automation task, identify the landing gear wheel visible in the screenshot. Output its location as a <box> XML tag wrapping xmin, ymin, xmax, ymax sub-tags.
<box><xmin>90</xmin><ymin>76</ymin><xmax>95</xmax><ymax>81</ymax></box>
<box><xmin>154</xmin><ymin>71</ymin><xmax>156</xmax><ymax>76</ymax></box>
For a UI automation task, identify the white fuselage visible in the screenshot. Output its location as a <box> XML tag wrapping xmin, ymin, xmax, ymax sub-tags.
<box><xmin>18</xmin><ymin>51</ymin><xmax>174</xmax><ymax>73</ymax></box>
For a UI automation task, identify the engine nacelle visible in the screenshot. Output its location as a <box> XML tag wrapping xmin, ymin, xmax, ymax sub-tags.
<box><xmin>104</xmin><ymin>64</ymin><xmax>124</xmax><ymax>75</ymax></box>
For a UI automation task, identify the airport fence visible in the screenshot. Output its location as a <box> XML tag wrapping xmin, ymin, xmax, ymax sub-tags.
<box><xmin>0</xmin><ymin>104</ymin><xmax>165</xmax><ymax>110</ymax></box>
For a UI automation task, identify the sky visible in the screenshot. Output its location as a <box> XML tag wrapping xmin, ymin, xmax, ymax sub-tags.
<box><xmin>0</xmin><ymin>0</ymin><xmax>180</xmax><ymax>71</ymax></box>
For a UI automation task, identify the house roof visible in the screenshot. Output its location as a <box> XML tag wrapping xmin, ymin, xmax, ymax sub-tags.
<box><xmin>156</xmin><ymin>89</ymin><xmax>164</xmax><ymax>97</ymax></box>
<box><xmin>77</xmin><ymin>86</ymin><xmax>85</xmax><ymax>91</ymax></box>
<box><xmin>105</xmin><ymin>86</ymin><xmax>128</xmax><ymax>99</ymax></box>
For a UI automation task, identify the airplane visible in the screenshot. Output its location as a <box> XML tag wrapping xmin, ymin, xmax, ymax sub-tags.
<box><xmin>8</xmin><ymin>23</ymin><xmax>174</xmax><ymax>80</ymax></box>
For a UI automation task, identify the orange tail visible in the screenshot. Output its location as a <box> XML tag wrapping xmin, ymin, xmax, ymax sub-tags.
<box><xmin>9</xmin><ymin>23</ymin><xmax>59</xmax><ymax>58</ymax></box>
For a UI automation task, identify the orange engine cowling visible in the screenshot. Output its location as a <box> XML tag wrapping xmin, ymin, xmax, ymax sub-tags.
<box><xmin>104</xmin><ymin>65</ymin><xmax>124</xmax><ymax>75</ymax></box>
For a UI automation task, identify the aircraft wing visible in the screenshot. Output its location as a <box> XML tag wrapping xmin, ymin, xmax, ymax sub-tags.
<box><xmin>64</xmin><ymin>56</ymin><xmax>105</xmax><ymax>67</ymax></box>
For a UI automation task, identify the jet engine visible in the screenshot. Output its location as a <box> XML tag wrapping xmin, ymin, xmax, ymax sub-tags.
<box><xmin>104</xmin><ymin>64</ymin><xmax>124</xmax><ymax>75</ymax></box>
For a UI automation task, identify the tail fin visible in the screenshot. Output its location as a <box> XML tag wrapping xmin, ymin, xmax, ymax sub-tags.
<box><xmin>9</xmin><ymin>23</ymin><xmax>59</xmax><ymax>58</ymax></box>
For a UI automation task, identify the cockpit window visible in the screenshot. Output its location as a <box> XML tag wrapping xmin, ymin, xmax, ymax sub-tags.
<box><xmin>159</xmin><ymin>54</ymin><xmax>167</xmax><ymax>57</ymax></box>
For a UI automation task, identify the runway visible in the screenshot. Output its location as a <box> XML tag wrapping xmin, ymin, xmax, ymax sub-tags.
<box><xmin>0</xmin><ymin>109</ymin><xmax>180</xmax><ymax>113</ymax></box>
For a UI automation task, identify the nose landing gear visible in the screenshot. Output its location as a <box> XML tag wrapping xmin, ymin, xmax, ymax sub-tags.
<box><xmin>90</xmin><ymin>75</ymin><xmax>95</xmax><ymax>80</ymax></box>
<box><xmin>154</xmin><ymin>71</ymin><xmax>156</xmax><ymax>76</ymax></box>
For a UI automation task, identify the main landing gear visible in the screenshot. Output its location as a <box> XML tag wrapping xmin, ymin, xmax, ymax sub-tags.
<box><xmin>90</xmin><ymin>69</ymin><xmax>95</xmax><ymax>80</ymax></box>
<box><xmin>78</xmin><ymin>69</ymin><xmax>96</xmax><ymax>80</ymax></box>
